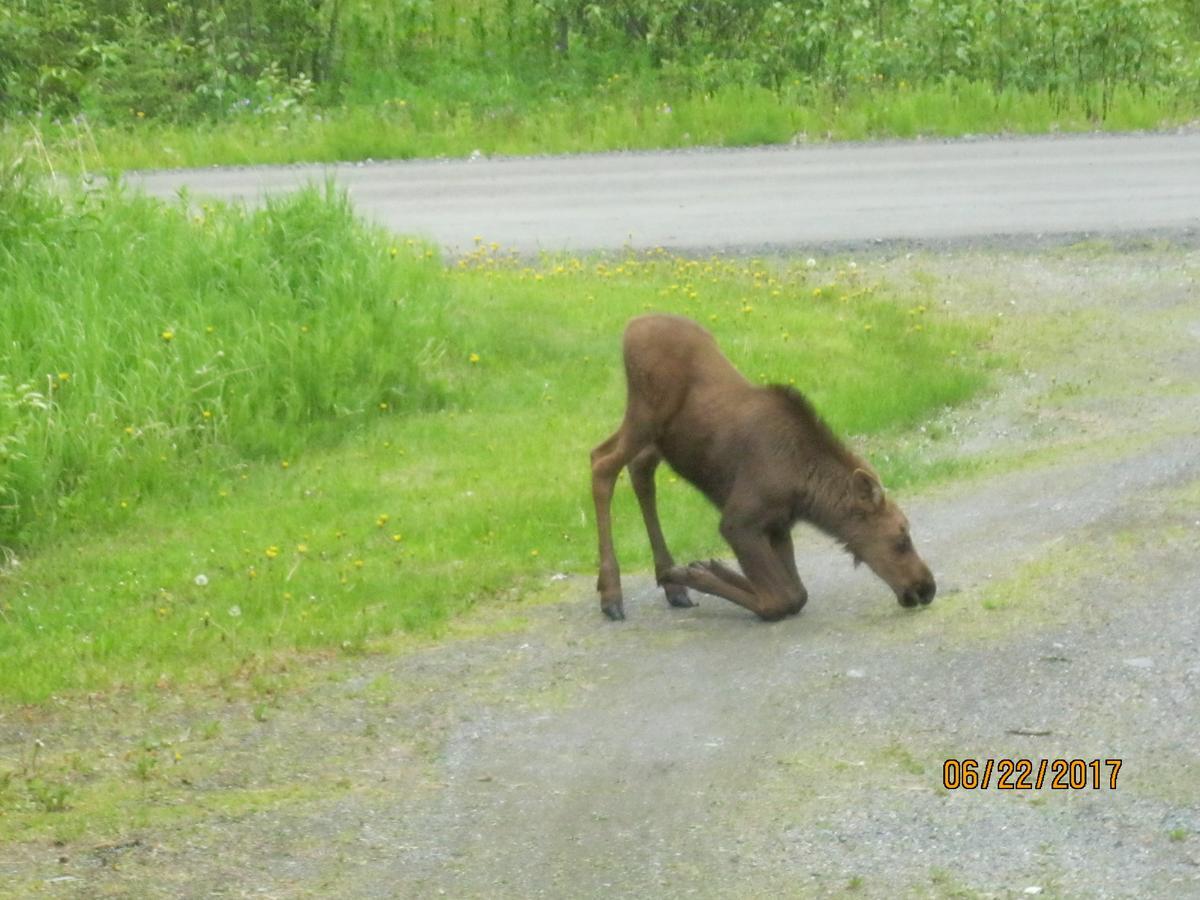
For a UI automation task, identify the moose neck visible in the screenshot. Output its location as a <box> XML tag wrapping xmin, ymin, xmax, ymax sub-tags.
<box><xmin>794</xmin><ymin>453</ymin><xmax>867</xmax><ymax>546</ymax></box>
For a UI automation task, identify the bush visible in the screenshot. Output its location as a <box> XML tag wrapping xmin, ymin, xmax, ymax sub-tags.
<box><xmin>0</xmin><ymin>0</ymin><xmax>336</xmax><ymax>120</ymax></box>
<box><xmin>2</xmin><ymin>1</ymin><xmax>1197</xmax><ymax>124</ymax></box>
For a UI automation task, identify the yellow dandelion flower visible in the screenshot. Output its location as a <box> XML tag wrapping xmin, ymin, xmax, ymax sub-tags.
<box><xmin>376</xmin><ymin>514</ymin><xmax>389</xmax><ymax>527</ymax></box>
<box><xmin>469</xmin><ymin>352</ymin><xmax>481</xmax><ymax>364</ymax></box>
<box><xmin>161</xmin><ymin>329</ymin><xmax>175</xmax><ymax>342</ymax></box>
<box><xmin>265</xmin><ymin>546</ymin><xmax>280</xmax><ymax>559</ymax></box>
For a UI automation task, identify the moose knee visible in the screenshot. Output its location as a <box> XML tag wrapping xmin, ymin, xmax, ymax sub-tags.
<box><xmin>787</xmin><ymin>588</ymin><xmax>808</xmax><ymax>615</ymax></box>
<box><xmin>756</xmin><ymin>602</ymin><xmax>792</xmax><ymax>623</ymax></box>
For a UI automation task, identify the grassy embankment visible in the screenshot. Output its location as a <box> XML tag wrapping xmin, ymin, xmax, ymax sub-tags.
<box><xmin>0</xmin><ymin>179</ymin><xmax>996</xmax><ymax>704</ymax></box>
<box><xmin>11</xmin><ymin>79</ymin><xmax>1193</xmax><ymax>173</ymax></box>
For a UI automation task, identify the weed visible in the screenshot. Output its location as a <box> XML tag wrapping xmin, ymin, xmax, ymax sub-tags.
<box><xmin>27</xmin><ymin>778</ymin><xmax>72</xmax><ymax>813</ymax></box>
<box><xmin>878</xmin><ymin>742</ymin><xmax>925</xmax><ymax>777</ymax></box>
<box><xmin>132</xmin><ymin>752</ymin><xmax>159</xmax><ymax>783</ymax></box>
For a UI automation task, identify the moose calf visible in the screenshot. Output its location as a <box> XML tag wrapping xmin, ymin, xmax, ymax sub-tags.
<box><xmin>590</xmin><ymin>314</ymin><xmax>936</xmax><ymax>621</ymax></box>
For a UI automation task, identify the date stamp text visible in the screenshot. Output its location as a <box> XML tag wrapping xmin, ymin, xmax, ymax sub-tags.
<box><xmin>942</xmin><ymin>758</ymin><xmax>1122</xmax><ymax>791</ymax></box>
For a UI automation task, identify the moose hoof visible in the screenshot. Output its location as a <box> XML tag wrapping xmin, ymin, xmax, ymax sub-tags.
<box><xmin>664</xmin><ymin>584</ymin><xmax>695</xmax><ymax>608</ymax></box>
<box><xmin>602</xmin><ymin>601</ymin><xmax>626</xmax><ymax>621</ymax></box>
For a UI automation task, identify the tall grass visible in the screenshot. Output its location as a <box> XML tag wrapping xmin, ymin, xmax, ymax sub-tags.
<box><xmin>0</xmin><ymin>182</ymin><xmax>995</xmax><ymax>702</ymax></box>
<box><xmin>0</xmin><ymin>169</ymin><xmax>450</xmax><ymax>547</ymax></box>
<box><xmin>7</xmin><ymin>79</ymin><xmax>1197</xmax><ymax>175</ymax></box>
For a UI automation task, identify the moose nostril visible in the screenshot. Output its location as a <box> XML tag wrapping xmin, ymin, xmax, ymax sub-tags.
<box><xmin>919</xmin><ymin>580</ymin><xmax>937</xmax><ymax>604</ymax></box>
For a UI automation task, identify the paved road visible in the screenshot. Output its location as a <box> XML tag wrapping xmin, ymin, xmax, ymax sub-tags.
<box><xmin>127</xmin><ymin>132</ymin><xmax>1200</xmax><ymax>254</ymax></box>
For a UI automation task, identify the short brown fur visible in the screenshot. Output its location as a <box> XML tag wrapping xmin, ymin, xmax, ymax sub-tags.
<box><xmin>590</xmin><ymin>314</ymin><xmax>936</xmax><ymax>621</ymax></box>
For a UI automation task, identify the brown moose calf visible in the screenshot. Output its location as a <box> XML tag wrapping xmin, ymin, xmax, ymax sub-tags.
<box><xmin>590</xmin><ymin>314</ymin><xmax>936</xmax><ymax>622</ymax></box>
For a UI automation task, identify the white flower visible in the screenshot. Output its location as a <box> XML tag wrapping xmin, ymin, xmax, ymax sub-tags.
<box><xmin>194</xmin><ymin>574</ymin><xmax>209</xmax><ymax>587</ymax></box>
<box><xmin>227</xmin><ymin>605</ymin><xmax>241</xmax><ymax>618</ymax></box>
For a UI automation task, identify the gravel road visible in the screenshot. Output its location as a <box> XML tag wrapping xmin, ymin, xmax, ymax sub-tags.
<box><xmin>125</xmin><ymin>132</ymin><xmax>1200</xmax><ymax>256</ymax></box>
<box><xmin>3</xmin><ymin>243</ymin><xmax>1197</xmax><ymax>899</ymax></box>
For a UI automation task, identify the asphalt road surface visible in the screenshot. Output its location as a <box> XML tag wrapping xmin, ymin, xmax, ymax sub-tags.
<box><xmin>127</xmin><ymin>131</ymin><xmax>1200</xmax><ymax>255</ymax></box>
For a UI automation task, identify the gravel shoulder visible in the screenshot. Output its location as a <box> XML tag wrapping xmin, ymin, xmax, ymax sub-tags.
<box><xmin>2</xmin><ymin>244</ymin><xmax>1199</xmax><ymax>899</ymax></box>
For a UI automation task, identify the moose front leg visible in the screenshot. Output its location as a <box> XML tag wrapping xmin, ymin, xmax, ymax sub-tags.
<box><xmin>699</xmin><ymin>558</ymin><xmax>753</xmax><ymax>593</ymax></box>
<box><xmin>770</xmin><ymin>530</ymin><xmax>808</xmax><ymax>615</ymax></box>
<box><xmin>660</xmin><ymin>560</ymin><xmax>760</xmax><ymax>611</ymax></box>
<box><xmin>663</xmin><ymin>520</ymin><xmax>806</xmax><ymax>622</ymax></box>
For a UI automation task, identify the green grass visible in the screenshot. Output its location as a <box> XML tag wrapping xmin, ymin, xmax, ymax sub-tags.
<box><xmin>8</xmin><ymin>79</ymin><xmax>1197</xmax><ymax>174</ymax></box>
<box><xmin>0</xmin><ymin>183</ymin><xmax>995</xmax><ymax>703</ymax></box>
<box><xmin>0</xmin><ymin>176</ymin><xmax>450</xmax><ymax>548</ymax></box>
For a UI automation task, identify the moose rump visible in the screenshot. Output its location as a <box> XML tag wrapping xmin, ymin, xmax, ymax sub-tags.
<box><xmin>590</xmin><ymin>314</ymin><xmax>936</xmax><ymax>622</ymax></box>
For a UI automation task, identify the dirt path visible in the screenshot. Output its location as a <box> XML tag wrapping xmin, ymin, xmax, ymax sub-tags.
<box><xmin>2</xmin><ymin>245</ymin><xmax>1199</xmax><ymax>898</ymax></box>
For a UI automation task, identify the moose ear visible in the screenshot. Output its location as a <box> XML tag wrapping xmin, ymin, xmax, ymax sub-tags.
<box><xmin>852</xmin><ymin>469</ymin><xmax>885</xmax><ymax>510</ymax></box>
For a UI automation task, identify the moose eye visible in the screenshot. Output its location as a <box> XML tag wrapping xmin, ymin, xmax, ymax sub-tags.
<box><xmin>894</xmin><ymin>534</ymin><xmax>913</xmax><ymax>554</ymax></box>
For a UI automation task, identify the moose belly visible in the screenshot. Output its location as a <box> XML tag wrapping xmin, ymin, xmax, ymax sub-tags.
<box><xmin>657</xmin><ymin>429</ymin><xmax>736</xmax><ymax>507</ymax></box>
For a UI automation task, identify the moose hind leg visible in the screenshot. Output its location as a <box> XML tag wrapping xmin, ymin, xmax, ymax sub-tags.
<box><xmin>628</xmin><ymin>446</ymin><xmax>694</xmax><ymax>608</ymax></box>
<box><xmin>590</xmin><ymin>420</ymin><xmax>654</xmax><ymax>621</ymax></box>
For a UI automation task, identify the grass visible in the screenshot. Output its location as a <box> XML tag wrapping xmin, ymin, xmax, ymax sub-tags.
<box><xmin>0</xmin><ymin>176</ymin><xmax>450</xmax><ymax>549</ymax></box>
<box><xmin>8</xmin><ymin>79</ymin><xmax>1197</xmax><ymax>174</ymax></box>
<box><xmin>0</xmin><ymin>181</ymin><xmax>996</xmax><ymax>704</ymax></box>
